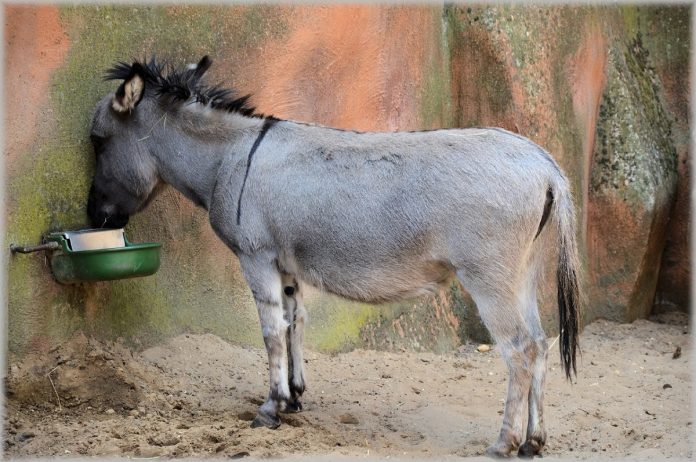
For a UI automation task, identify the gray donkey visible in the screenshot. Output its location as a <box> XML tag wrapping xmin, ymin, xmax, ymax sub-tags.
<box><xmin>87</xmin><ymin>56</ymin><xmax>580</xmax><ymax>458</ymax></box>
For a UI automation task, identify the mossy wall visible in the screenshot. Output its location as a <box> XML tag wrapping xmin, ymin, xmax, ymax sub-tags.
<box><xmin>6</xmin><ymin>5</ymin><xmax>291</xmax><ymax>355</ymax></box>
<box><xmin>5</xmin><ymin>5</ymin><xmax>689</xmax><ymax>357</ymax></box>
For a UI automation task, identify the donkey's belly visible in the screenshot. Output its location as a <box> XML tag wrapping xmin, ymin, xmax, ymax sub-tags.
<box><xmin>291</xmin><ymin>252</ymin><xmax>455</xmax><ymax>304</ymax></box>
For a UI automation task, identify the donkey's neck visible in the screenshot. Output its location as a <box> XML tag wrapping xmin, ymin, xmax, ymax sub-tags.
<box><xmin>151</xmin><ymin>108</ymin><xmax>267</xmax><ymax>210</ymax></box>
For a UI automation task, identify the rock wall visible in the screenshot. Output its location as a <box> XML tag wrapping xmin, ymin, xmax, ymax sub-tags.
<box><xmin>4</xmin><ymin>5</ymin><xmax>689</xmax><ymax>357</ymax></box>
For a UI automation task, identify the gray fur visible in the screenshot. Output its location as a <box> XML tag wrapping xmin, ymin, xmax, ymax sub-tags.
<box><xmin>87</xmin><ymin>59</ymin><xmax>581</xmax><ymax>457</ymax></box>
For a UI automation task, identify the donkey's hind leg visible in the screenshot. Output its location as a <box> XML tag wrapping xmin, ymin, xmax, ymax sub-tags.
<box><xmin>518</xmin><ymin>267</ymin><xmax>549</xmax><ymax>457</ymax></box>
<box><xmin>457</xmin><ymin>269</ymin><xmax>539</xmax><ymax>458</ymax></box>
<box><xmin>281</xmin><ymin>274</ymin><xmax>307</xmax><ymax>413</ymax></box>
<box><xmin>238</xmin><ymin>253</ymin><xmax>291</xmax><ymax>429</ymax></box>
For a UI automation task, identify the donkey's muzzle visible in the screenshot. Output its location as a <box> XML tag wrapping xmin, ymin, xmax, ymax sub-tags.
<box><xmin>87</xmin><ymin>185</ymin><xmax>130</xmax><ymax>229</ymax></box>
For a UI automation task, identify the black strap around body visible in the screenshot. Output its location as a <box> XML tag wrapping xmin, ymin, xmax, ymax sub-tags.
<box><xmin>236</xmin><ymin>117</ymin><xmax>278</xmax><ymax>225</ymax></box>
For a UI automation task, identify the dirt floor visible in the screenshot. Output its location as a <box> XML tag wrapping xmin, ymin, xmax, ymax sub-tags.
<box><xmin>3</xmin><ymin>312</ymin><xmax>692</xmax><ymax>460</ymax></box>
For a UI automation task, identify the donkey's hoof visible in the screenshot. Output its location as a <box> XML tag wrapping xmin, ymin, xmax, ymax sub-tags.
<box><xmin>250</xmin><ymin>412</ymin><xmax>281</xmax><ymax>429</ymax></box>
<box><xmin>518</xmin><ymin>439</ymin><xmax>544</xmax><ymax>458</ymax></box>
<box><xmin>283</xmin><ymin>399</ymin><xmax>303</xmax><ymax>413</ymax></box>
<box><xmin>290</xmin><ymin>380</ymin><xmax>305</xmax><ymax>398</ymax></box>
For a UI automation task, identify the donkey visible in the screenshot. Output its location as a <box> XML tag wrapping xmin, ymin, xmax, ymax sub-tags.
<box><xmin>86</xmin><ymin>56</ymin><xmax>580</xmax><ymax>458</ymax></box>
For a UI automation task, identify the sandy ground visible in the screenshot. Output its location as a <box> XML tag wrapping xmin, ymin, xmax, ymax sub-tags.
<box><xmin>3</xmin><ymin>312</ymin><xmax>692</xmax><ymax>460</ymax></box>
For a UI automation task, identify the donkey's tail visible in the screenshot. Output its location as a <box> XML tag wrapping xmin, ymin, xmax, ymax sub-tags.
<box><xmin>550</xmin><ymin>174</ymin><xmax>581</xmax><ymax>380</ymax></box>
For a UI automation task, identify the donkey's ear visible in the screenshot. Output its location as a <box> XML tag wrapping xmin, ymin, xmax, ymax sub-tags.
<box><xmin>192</xmin><ymin>55</ymin><xmax>212</xmax><ymax>79</ymax></box>
<box><xmin>112</xmin><ymin>63</ymin><xmax>146</xmax><ymax>113</ymax></box>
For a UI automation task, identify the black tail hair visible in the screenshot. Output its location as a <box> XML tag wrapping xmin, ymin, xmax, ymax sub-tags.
<box><xmin>557</xmin><ymin>239</ymin><xmax>580</xmax><ymax>379</ymax></box>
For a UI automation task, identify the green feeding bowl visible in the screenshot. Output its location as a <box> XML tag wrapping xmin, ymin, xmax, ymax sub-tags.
<box><xmin>43</xmin><ymin>229</ymin><xmax>161</xmax><ymax>284</ymax></box>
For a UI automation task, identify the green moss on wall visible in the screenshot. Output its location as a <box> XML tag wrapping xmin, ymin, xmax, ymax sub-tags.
<box><xmin>420</xmin><ymin>7</ymin><xmax>453</xmax><ymax>129</ymax></box>
<box><xmin>308</xmin><ymin>286</ymin><xmax>466</xmax><ymax>355</ymax></box>
<box><xmin>445</xmin><ymin>5</ymin><xmax>515</xmax><ymax>128</ymax></box>
<box><xmin>305</xmin><ymin>294</ymin><xmax>385</xmax><ymax>353</ymax></box>
<box><xmin>591</xmin><ymin>35</ymin><xmax>677</xmax><ymax>202</ymax></box>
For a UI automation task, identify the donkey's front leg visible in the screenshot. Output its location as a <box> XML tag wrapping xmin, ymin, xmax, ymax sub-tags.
<box><xmin>238</xmin><ymin>253</ymin><xmax>291</xmax><ymax>429</ymax></box>
<box><xmin>280</xmin><ymin>274</ymin><xmax>306</xmax><ymax>412</ymax></box>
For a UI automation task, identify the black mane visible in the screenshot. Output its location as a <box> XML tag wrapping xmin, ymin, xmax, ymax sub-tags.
<box><xmin>105</xmin><ymin>56</ymin><xmax>266</xmax><ymax>118</ymax></box>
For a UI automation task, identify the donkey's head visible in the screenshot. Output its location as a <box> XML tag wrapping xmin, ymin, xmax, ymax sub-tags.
<box><xmin>87</xmin><ymin>61</ymin><xmax>160</xmax><ymax>229</ymax></box>
<box><xmin>87</xmin><ymin>56</ymin><xmax>261</xmax><ymax>228</ymax></box>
